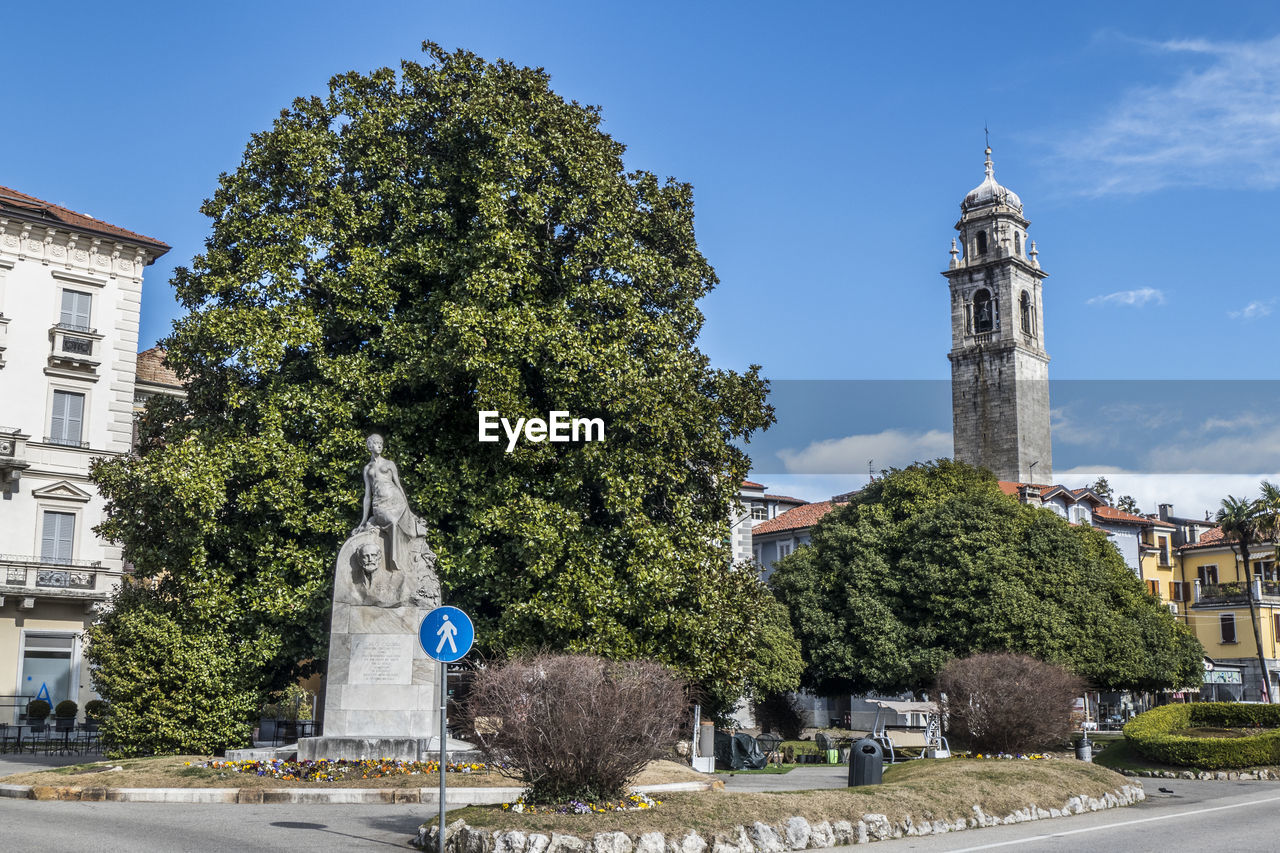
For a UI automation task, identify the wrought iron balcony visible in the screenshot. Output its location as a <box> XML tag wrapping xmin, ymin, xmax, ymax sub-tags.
<box><xmin>1</xmin><ymin>554</ymin><xmax>108</xmax><ymax>599</ymax></box>
<box><xmin>47</xmin><ymin>324</ymin><xmax>103</xmax><ymax>375</ymax></box>
<box><xmin>1194</xmin><ymin>579</ymin><xmax>1280</xmax><ymax>605</ymax></box>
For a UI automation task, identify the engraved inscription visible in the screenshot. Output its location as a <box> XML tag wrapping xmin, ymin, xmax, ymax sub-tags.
<box><xmin>348</xmin><ymin>634</ymin><xmax>413</xmax><ymax>685</ymax></box>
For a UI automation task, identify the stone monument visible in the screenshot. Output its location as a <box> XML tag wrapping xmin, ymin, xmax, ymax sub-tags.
<box><xmin>297</xmin><ymin>433</ymin><xmax>445</xmax><ymax>761</ymax></box>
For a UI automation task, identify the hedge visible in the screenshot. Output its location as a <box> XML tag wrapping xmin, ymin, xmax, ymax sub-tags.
<box><xmin>1124</xmin><ymin>703</ymin><xmax>1280</xmax><ymax>769</ymax></box>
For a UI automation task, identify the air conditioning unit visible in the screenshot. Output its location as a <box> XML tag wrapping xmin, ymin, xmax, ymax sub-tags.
<box><xmin>1167</xmin><ymin>602</ymin><xmax>1180</xmax><ymax>616</ymax></box>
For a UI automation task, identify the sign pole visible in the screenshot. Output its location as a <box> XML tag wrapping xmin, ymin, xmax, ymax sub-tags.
<box><xmin>439</xmin><ymin>658</ymin><xmax>447</xmax><ymax>853</ymax></box>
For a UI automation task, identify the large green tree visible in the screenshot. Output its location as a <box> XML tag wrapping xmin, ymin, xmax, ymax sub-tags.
<box><xmin>770</xmin><ymin>460</ymin><xmax>1202</xmax><ymax>695</ymax></box>
<box><xmin>90</xmin><ymin>44</ymin><xmax>782</xmax><ymax>744</ymax></box>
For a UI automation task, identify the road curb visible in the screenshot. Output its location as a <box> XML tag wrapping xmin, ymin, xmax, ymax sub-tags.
<box><xmin>0</xmin><ymin>779</ymin><xmax>713</xmax><ymax>804</ymax></box>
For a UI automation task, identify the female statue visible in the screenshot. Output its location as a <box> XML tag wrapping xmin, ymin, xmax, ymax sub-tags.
<box><xmin>354</xmin><ymin>434</ymin><xmax>433</xmax><ymax>597</ymax></box>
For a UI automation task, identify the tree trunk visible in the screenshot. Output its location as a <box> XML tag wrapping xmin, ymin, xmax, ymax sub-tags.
<box><xmin>1240</xmin><ymin>543</ymin><xmax>1272</xmax><ymax>703</ymax></box>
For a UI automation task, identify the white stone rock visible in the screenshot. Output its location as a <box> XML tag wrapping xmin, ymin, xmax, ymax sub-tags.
<box><xmin>831</xmin><ymin>821</ymin><xmax>854</xmax><ymax>846</ymax></box>
<box><xmin>783</xmin><ymin>817</ymin><xmax>811</xmax><ymax>850</ymax></box>
<box><xmin>932</xmin><ymin>821</ymin><xmax>948</xmax><ymax>835</ymax></box>
<box><xmin>855</xmin><ymin>821</ymin><xmax>869</xmax><ymax>845</ymax></box>
<box><xmin>495</xmin><ymin>831</ymin><xmax>529</xmax><ymax>853</ymax></box>
<box><xmin>731</xmin><ymin>825</ymin><xmax>754</xmax><ymax>853</ymax></box>
<box><xmin>1035</xmin><ymin>808</ymin><xmax>1050</xmax><ymax>820</ymax></box>
<box><xmin>809</xmin><ymin>821</ymin><xmax>835</xmax><ymax>848</ymax></box>
<box><xmin>862</xmin><ymin>815</ymin><xmax>892</xmax><ymax>842</ymax></box>
<box><xmin>635</xmin><ymin>834</ymin><xmax>665</xmax><ymax>853</ymax></box>
<box><xmin>748</xmin><ymin>823</ymin><xmax>783</xmax><ymax>853</ymax></box>
<box><xmin>527</xmin><ymin>835</ymin><xmax>551</xmax><ymax>853</ymax></box>
<box><xmin>1049</xmin><ymin>808</ymin><xmax>1062</xmax><ymax>818</ymax></box>
<box><xmin>549</xmin><ymin>834</ymin><xmax>586</xmax><ymax>853</ymax></box>
<box><xmin>594</xmin><ymin>832</ymin><xmax>632</xmax><ymax>853</ymax></box>
<box><xmin>670</xmin><ymin>832</ymin><xmax>706</xmax><ymax>853</ymax></box>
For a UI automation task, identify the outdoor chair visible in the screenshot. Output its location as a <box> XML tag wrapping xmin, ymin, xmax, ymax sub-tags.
<box><xmin>49</xmin><ymin>718</ymin><xmax>78</xmax><ymax>755</ymax></box>
<box><xmin>0</xmin><ymin>723</ymin><xmax>21</xmax><ymax>753</ymax></box>
<box><xmin>23</xmin><ymin>720</ymin><xmax>49</xmax><ymax>754</ymax></box>
<box><xmin>75</xmin><ymin>721</ymin><xmax>102</xmax><ymax>753</ymax></box>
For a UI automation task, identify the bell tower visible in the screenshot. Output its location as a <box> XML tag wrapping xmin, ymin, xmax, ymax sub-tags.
<box><xmin>944</xmin><ymin>147</ymin><xmax>1052</xmax><ymax>483</ymax></box>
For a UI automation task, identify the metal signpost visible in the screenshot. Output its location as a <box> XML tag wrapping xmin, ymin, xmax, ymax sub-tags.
<box><xmin>420</xmin><ymin>606</ymin><xmax>475</xmax><ymax>853</ymax></box>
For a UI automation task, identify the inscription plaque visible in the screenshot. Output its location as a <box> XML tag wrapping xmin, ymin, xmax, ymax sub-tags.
<box><xmin>348</xmin><ymin>634</ymin><xmax>413</xmax><ymax>685</ymax></box>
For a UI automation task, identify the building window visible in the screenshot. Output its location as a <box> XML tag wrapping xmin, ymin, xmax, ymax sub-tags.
<box><xmin>751</xmin><ymin>502</ymin><xmax>768</xmax><ymax>521</ymax></box>
<box><xmin>1221</xmin><ymin>613</ymin><xmax>1237</xmax><ymax>644</ymax></box>
<box><xmin>777</xmin><ymin>541</ymin><xmax>794</xmax><ymax>559</ymax></box>
<box><xmin>1254</xmin><ymin>560</ymin><xmax>1277</xmax><ymax>582</ymax></box>
<box><xmin>1147</xmin><ymin>579</ymin><xmax>1160</xmax><ymax>597</ymax></box>
<box><xmin>1020</xmin><ymin>291</ymin><xmax>1033</xmax><ymax>335</ymax></box>
<box><xmin>1014</xmin><ymin>232</ymin><xmax>1022</xmax><ymax>256</ymax></box>
<box><xmin>59</xmin><ymin>289</ymin><xmax>93</xmax><ymax>331</ymax></box>
<box><xmin>1158</xmin><ymin>537</ymin><xmax>1170</xmax><ymax>566</ymax></box>
<box><xmin>40</xmin><ymin>511</ymin><xmax>76</xmax><ymax>564</ymax></box>
<box><xmin>1172</xmin><ymin>581</ymin><xmax>1188</xmax><ymax>602</ymax></box>
<box><xmin>976</xmin><ymin>231</ymin><xmax>988</xmax><ymax>255</ymax></box>
<box><xmin>20</xmin><ymin>633</ymin><xmax>77</xmax><ymax>710</ymax></box>
<box><xmin>48</xmin><ymin>390</ymin><xmax>86</xmax><ymax>446</ymax></box>
<box><xmin>1199</xmin><ymin>565</ymin><xmax>1219</xmax><ymax>586</ymax></box>
<box><xmin>973</xmin><ymin>288</ymin><xmax>995</xmax><ymax>333</ymax></box>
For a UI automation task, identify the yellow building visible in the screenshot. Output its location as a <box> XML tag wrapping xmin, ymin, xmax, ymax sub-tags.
<box><xmin>1172</xmin><ymin>528</ymin><xmax>1280</xmax><ymax>702</ymax></box>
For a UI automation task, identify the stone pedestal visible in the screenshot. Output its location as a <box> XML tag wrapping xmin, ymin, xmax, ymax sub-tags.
<box><xmin>298</xmin><ymin>527</ymin><xmax>442</xmax><ymax>761</ymax></box>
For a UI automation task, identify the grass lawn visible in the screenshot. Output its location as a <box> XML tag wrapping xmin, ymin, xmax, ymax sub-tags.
<box><xmin>444</xmin><ymin>759</ymin><xmax>1129</xmax><ymax>836</ymax></box>
<box><xmin>0</xmin><ymin>758</ymin><xmax>706</xmax><ymax>791</ymax></box>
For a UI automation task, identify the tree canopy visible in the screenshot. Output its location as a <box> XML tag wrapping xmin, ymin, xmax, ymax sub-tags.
<box><xmin>769</xmin><ymin>460</ymin><xmax>1203</xmax><ymax>695</ymax></box>
<box><xmin>90</xmin><ymin>43</ymin><xmax>783</xmax><ymax>744</ymax></box>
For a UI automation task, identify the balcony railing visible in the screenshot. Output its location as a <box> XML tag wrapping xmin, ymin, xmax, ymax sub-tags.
<box><xmin>47</xmin><ymin>324</ymin><xmax>103</xmax><ymax>374</ymax></box>
<box><xmin>1194</xmin><ymin>579</ymin><xmax>1280</xmax><ymax>604</ymax></box>
<box><xmin>43</xmin><ymin>435</ymin><xmax>90</xmax><ymax>448</ymax></box>
<box><xmin>1</xmin><ymin>554</ymin><xmax>106</xmax><ymax>596</ymax></box>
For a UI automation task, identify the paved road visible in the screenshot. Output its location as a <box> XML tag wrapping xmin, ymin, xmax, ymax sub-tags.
<box><xmin>865</xmin><ymin>779</ymin><xmax>1280</xmax><ymax>853</ymax></box>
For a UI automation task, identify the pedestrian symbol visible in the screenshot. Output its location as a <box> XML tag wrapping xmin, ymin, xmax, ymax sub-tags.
<box><xmin>420</xmin><ymin>606</ymin><xmax>474</xmax><ymax>662</ymax></box>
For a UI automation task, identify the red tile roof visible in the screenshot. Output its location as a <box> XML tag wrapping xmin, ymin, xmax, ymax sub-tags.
<box><xmin>764</xmin><ymin>494</ymin><xmax>807</xmax><ymax>505</ymax></box>
<box><xmin>1092</xmin><ymin>505</ymin><xmax>1175</xmax><ymax>528</ymax></box>
<box><xmin>1180</xmin><ymin>527</ymin><xmax>1230</xmax><ymax>550</ymax></box>
<box><xmin>997</xmin><ymin>481</ymin><xmax>1055</xmax><ymax>497</ymax></box>
<box><xmin>741</xmin><ymin>480</ymin><xmax>766</xmax><ymax>490</ymax></box>
<box><xmin>0</xmin><ymin>184</ymin><xmax>169</xmax><ymax>254</ymax></box>
<box><xmin>752</xmin><ymin>500</ymin><xmax>835</xmax><ymax>535</ymax></box>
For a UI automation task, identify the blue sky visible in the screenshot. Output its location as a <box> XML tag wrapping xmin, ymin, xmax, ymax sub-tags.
<box><xmin>8</xmin><ymin>1</ymin><xmax>1280</xmax><ymax>513</ymax></box>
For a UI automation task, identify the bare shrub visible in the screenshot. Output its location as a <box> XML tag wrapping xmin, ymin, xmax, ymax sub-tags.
<box><xmin>463</xmin><ymin>653</ymin><xmax>687</xmax><ymax>803</ymax></box>
<box><xmin>937</xmin><ymin>652</ymin><xmax>1083</xmax><ymax>754</ymax></box>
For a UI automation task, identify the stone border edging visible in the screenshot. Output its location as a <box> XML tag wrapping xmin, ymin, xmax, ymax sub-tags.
<box><xmin>0</xmin><ymin>780</ymin><xmax>712</xmax><ymax>804</ymax></box>
<box><xmin>1124</xmin><ymin>768</ymin><xmax>1280</xmax><ymax>781</ymax></box>
<box><xmin>412</xmin><ymin>785</ymin><xmax>1145</xmax><ymax>851</ymax></box>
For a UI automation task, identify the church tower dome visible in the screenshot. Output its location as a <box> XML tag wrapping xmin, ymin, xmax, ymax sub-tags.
<box><xmin>944</xmin><ymin>146</ymin><xmax>1052</xmax><ymax>483</ymax></box>
<box><xmin>962</xmin><ymin>147</ymin><xmax>1023</xmax><ymax>213</ymax></box>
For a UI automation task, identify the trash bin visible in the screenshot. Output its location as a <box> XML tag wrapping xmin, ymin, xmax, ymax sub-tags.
<box><xmin>848</xmin><ymin>737</ymin><xmax>883</xmax><ymax>786</ymax></box>
<box><xmin>1075</xmin><ymin>735</ymin><xmax>1092</xmax><ymax>763</ymax></box>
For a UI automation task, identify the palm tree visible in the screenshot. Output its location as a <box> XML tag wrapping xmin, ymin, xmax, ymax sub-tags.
<box><xmin>1258</xmin><ymin>481</ymin><xmax>1280</xmax><ymax>556</ymax></box>
<box><xmin>1216</xmin><ymin>495</ymin><xmax>1270</xmax><ymax>702</ymax></box>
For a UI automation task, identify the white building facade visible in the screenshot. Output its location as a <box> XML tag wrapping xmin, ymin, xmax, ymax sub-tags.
<box><xmin>0</xmin><ymin>185</ymin><xmax>167</xmax><ymax>719</ymax></box>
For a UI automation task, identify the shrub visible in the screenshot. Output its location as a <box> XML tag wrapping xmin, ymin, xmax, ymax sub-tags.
<box><xmin>937</xmin><ymin>652</ymin><xmax>1083</xmax><ymax>754</ymax></box>
<box><xmin>1124</xmin><ymin>703</ymin><xmax>1280</xmax><ymax>769</ymax></box>
<box><xmin>26</xmin><ymin>699</ymin><xmax>51</xmax><ymax>721</ymax></box>
<box><xmin>55</xmin><ymin>700</ymin><xmax>79</xmax><ymax>719</ymax></box>
<box><xmin>85</xmin><ymin>700</ymin><xmax>109</xmax><ymax>722</ymax></box>
<box><xmin>465</xmin><ymin>653</ymin><xmax>687</xmax><ymax>803</ymax></box>
<box><xmin>85</xmin><ymin>584</ymin><xmax>266</xmax><ymax>756</ymax></box>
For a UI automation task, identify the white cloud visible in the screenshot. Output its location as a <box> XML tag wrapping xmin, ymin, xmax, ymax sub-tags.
<box><xmin>1229</xmin><ymin>300</ymin><xmax>1274</xmax><ymax>320</ymax></box>
<box><xmin>1056</xmin><ymin>35</ymin><xmax>1280</xmax><ymax>195</ymax></box>
<box><xmin>1086</xmin><ymin>287</ymin><xmax>1165</xmax><ymax>307</ymax></box>
<box><xmin>776</xmin><ymin>429</ymin><xmax>952</xmax><ymax>475</ymax></box>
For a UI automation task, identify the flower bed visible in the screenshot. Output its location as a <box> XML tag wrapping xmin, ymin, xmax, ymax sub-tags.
<box><xmin>502</xmin><ymin>792</ymin><xmax>661</xmax><ymax>815</ymax></box>
<box><xmin>1124</xmin><ymin>703</ymin><xmax>1280</xmax><ymax>769</ymax></box>
<box><xmin>189</xmin><ymin>759</ymin><xmax>491</xmax><ymax>783</ymax></box>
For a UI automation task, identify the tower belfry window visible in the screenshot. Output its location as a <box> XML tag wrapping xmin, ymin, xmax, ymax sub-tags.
<box><xmin>976</xmin><ymin>231</ymin><xmax>988</xmax><ymax>255</ymax></box>
<box><xmin>1020</xmin><ymin>291</ymin><xmax>1033</xmax><ymax>335</ymax></box>
<box><xmin>973</xmin><ymin>288</ymin><xmax>994</xmax><ymax>333</ymax></box>
<box><xmin>1014</xmin><ymin>233</ymin><xmax>1022</xmax><ymax>256</ymax></box>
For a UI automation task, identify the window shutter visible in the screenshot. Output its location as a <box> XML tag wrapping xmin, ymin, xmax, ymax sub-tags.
<box><xmin>51</xmin><ymin>391</ymin><xmax>84</xmax><ymax>444</ymax></box>
<box><xmin>65</xmin><ymin>393</ymin><xmax>83</xmax><ymax>443</ymax></box>
<box><xmin>60</xmin><ymin>290</ymin><xmax>91</xmax><ymax>328</ymax></box>
<box><xmin>41</xmin><ymin>512</ymin><xmax>75</xmax><ymax>563</ymax></box>
<box><xmin>1222</xmin><ymin>614</ymin><xmax>1237</xmax><ymax>644</ymax></box>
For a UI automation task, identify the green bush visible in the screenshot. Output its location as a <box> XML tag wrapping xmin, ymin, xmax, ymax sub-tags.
<box><xmin>85</xmin><ymin>584</ymin><xmax>270</xmax><ymax>756</ymax></box>
<box><xmin>54</xmin><ymin>700</ymin><xmax>78</xmax><ymax>719</ymax></box>
<box><xmin>84</xmin><ymin>700</ymin><xmax>109</xmax><ymax>722</ymax></box>
<box><xmin>26</xmin><ymin>699</ymin><xmax>51</xmax><ymax>721</ymax></box>
<box><xmin>1124</xmin><ymin>703</ymin><xmax>1280</xmax><ymax>769</ymax></box>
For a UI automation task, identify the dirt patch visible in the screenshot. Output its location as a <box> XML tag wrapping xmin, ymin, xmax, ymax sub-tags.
<box><xmin>449</xmin><ymin>759</ymin><xmax>1128</xmax><ymax>836</ymax></box>
<box><xmin>0</xmin><ymin>757</ymin><xmax>710</xmax><ymax>791</ymax></box>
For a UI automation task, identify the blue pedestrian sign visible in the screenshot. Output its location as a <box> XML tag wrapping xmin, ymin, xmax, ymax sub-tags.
<box><xmin>420</xmin><ymin>606</ymin><xmax>474</xmax><ymax>662</ymax></box>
